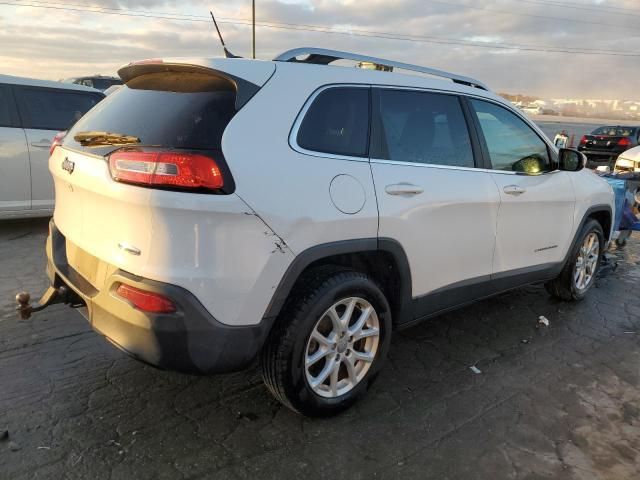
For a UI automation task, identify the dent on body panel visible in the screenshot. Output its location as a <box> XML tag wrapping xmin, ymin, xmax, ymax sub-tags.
<box><xmin>146</xmin><ymin>194</ymin><xmax>294</xmax><ymax>326</ymax></box>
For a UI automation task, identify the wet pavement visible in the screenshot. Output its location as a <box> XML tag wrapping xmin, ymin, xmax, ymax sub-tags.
<box><xmin>1</xmin><ymin>218</ymin><xmax>639</xmax><ymax>479</ymax></box>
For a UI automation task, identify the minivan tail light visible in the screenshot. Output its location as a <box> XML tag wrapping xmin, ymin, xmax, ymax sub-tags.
<box><xmin>50</xmin><ymin>131</ymin><xmax>67</xmax><ymax>155</ymax></box>
<box><xmin>109</xmin><ymin>150</ymin><xmax>223</xmax><ymax>190</ymax></box>
<box><xmin>618</xmin><ymin>137</ymin><xmax>631</xmax><ymax>147</ymax></box>
<box><xmin>115</xmin><ymin>284</ymin><xmax>176</xmax><ymax>313</ymax></box>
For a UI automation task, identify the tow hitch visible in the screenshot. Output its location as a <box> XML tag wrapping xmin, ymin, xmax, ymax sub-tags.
<box><xmin>15</xmin><ymin>286</ymin><xmax>74</xmax><ymax>320</ymax></box>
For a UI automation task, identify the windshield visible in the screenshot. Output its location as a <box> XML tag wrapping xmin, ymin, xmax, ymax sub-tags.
<box><xmin>591</xmin><ymin>126</ymin><xmax>637</xmax><ymax>137</ymax></box>
<box><xmin>64</xmin><ymin>84</ymin><xmax>236</xmax><ymax>151</ymax></box>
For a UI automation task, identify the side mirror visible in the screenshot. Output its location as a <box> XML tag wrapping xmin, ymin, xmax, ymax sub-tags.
<box><xmin>558</xmin><ymin>148</ymin><xmax>586</xmax><ymax>172</ymax></box>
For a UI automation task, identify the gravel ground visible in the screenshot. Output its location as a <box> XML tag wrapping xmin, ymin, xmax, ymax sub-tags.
<box><xmin>0</xmin><ymin>219</ymin><xmax>639</xmax><ymax>479</ymax></box>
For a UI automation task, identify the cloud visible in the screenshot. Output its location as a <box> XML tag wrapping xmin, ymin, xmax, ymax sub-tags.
<box><xmin>0</xmin><ymin>0</ymin><xmax>638</xmax><ymax>98</ymax></box>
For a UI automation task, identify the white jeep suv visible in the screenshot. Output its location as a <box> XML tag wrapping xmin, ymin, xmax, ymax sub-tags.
<box><xmin>31</xmin><ymin>48</ymin><xmax>614</xmax><ymax>416</ymax></box>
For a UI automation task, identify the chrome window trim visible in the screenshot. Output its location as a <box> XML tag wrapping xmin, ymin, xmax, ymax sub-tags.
<box><xmin>289</xmin><ymin>82</ymin><xmax>558</xmax><ymax>174</ymax></box>
<box><xmin>288</xmin><ymin>83</ymin><xmax>371</xmax><ymax>163</ymax></box>
<box><xmin>370</xmin><ymin>158</ymin><xmax>563</xmax><ymax>176</ymax></box>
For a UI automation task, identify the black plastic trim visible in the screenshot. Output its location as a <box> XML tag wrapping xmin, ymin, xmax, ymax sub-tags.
<box><xmin>262</xmin><ymin>238</ymin><xmax>414</xmax><ymax>324</ymax></box>
<box><xmin>402</xmin><ymin>262</ymin><xmax>562</xmax><ymax>329</ymax></box>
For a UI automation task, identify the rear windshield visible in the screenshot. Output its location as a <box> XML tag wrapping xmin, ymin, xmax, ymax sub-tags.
<box><xmin>591</xmin><ymin>126</ymin><xmax>637</xmax><ymax>137</ymax></box>
<box><xmin>64</xmin><ymin>84</ymin><xmax>236</xmax><ymax>151</ymax></box>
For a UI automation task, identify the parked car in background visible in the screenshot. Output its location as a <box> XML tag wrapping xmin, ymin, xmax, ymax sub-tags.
<box><xmin>0</xmin><ymin>74</ymin><xmax>104</xmax><ymax>219</ymax></box>
<box><xmin>578</xmin><ymin>125</ymin><xmax>640</xmax><ymax>169</ymax></box>
<box><xmin>63</xmin><ymin>75</ymin><xmax>122</xmax><ymax>91</ymax></box>
<box><xmin>614</xmin><ymin>145</ymin><xmax>640</xmax><ymax>173</ymax></box>
<box><xmin>522</xmin><ymin>104</ymin><xmax>543</xmax><ymax>115</ymax></box>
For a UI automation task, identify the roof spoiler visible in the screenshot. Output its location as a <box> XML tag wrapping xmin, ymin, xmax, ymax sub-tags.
<box><xmin>117</xmin><ymin>61</ymin><xmax>262</xmax><ymax>110</ymax></box>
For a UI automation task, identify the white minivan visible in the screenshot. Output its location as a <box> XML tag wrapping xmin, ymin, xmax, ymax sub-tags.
<box><xmin>0</xmin><ymin>75</ymin><xmax>103</xmax><ymax>219</ymax></box>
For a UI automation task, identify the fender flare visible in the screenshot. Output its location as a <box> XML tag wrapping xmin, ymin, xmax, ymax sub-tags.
<box><xmin>262</xmin><ymin>237</ymin><xmax>413</xmax><ymax>324</ymax></box>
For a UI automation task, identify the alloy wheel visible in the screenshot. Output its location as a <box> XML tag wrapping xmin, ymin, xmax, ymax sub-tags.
<box><xmin>304</xmin><ymin>297</ymin><xmax>380</xmax><ymax>398</ymax></box>
<box><xmin>574</xmin><ymin>232</ymin><xmax>600</xmax><ymax>291</ymax></box>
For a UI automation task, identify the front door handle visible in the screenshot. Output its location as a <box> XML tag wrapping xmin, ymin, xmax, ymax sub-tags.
<box><xmin>385</xmin><ymin>183</ymin><xmax>424</xmax><ymax>196</ymax></box>
<box><xmin>30</xmin><ymin>140</ymin><xmax>51</xmax><ymax>148</ymax></box>
<box><xmin>503</xmin><ymin>185</ymin><xmax>526</xmax><ymax>196</ymax></box>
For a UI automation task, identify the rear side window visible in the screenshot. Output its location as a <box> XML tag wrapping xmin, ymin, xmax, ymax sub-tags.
<box><xmin>16</xmin><ymin>87</ymin><xmax>101</xmax><ymax>131</ymax></box>
<box><xmin>470</xmin><ymin>99</ymin><xmax>550</xmax><ymax>174</ymax></box>
<box><xmin>296</xmin><ymin>87</ymin><xmax>370</xmax><ymax>157</ymax></box>
<box><xmin>0</xmin><ymin>85</ymin><xmax>15</xmax><ymax>127</ymax></box>
<box><xmin>591</xmin><ymin>126</ymin><xmax>636</xmax><ymax>137</ymax></box>
<box><xmin>373</xmin><ymin>89</ymin><xmax>474</xmax><ymax>167</ymax></box>
<box><xmin>65</xmin><ymin>85</ymin><xmax>235</xmax><ymax>150</ymax></box>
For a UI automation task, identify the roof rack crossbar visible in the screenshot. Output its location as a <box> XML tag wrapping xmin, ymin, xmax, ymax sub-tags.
<box><xmin>273</xmin><ymin>47</ymin><xmax>489</xmax><ymax>91</ymax></box>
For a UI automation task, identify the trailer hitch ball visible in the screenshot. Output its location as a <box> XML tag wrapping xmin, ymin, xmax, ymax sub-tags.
<box><xmin>16</xmin><ymin>286</ymin><xmax>68</xmax><ymax>320</ymax></box>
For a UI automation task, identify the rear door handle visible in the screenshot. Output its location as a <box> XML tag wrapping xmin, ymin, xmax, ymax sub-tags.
<box><xmin>385</xmin><ymin>183</ymin><xmax>424</xmax><ymax>196</ymax></box>
<box><xmin>30</xmin><ymin>140</ymin><xmax>51</xmax><ymax>148</ymax></box>
<box><xmin>503</xmin><ymin>185</ymin><xmax>526</xmax><ymax>196</ymax></box>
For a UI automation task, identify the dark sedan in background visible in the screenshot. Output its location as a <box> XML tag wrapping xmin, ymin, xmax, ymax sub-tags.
<box><xmin>578</xmin><ymin>125</ymin><xmax>640</xmax><ymax>169</ymax></box>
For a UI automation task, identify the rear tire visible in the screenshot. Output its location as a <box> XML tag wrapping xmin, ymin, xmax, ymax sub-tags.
<box><xmin>260</xmin><ymin>268</ymin><xmax>392</xmax><ymax>417</ymax></box>
<box><xmin>545</xmin><ymin>219</ymin><xmax>604</xmax><ymax>301</ymax></box>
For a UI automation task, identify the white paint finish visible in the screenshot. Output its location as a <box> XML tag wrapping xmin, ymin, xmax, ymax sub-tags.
<box><xmin>221</xmin><ymin>66</ymin><xmax>379</xmax><ymax>255</ymax></box>
<box><xmin>617</xmin><ymin>145</ymin><xmax>640</xmax><ymax>162</ymax></box>
<box><xmin>46</xmin><ymin>56</ymin><xmax>617</xmax><ymax>330</ymax></box>
<box><xmin>50</xmin><ymin>147</ymin><xmax>294</xmax><ymax>327</ymax></box>
<box><xmin>329</xmin><ymin>174</ymin><xmax>366</xmax><ymax>214</ymax></box>
<box><xmin>490</xmin><ymin>172</ymin><xmax>576</xmax><ymax>273</ymax></box>
<box><xmin>0</xmin><ymin>126</ymin><xmax>30</xmax><ymax>212</ymax></box>
<box><xmin>371</xmin><ymin>161</ymin><xmax>500</xmax><ymax>296</ymax></box>
<box><xmin>568</xmin><ymin>169</ymin><xmax>617</xmax><ymax>240</ymax></box>
<box><xmin>24</xmin><ymin>128</ymin><xmax>56</xmax><ymax>210</ymax></box>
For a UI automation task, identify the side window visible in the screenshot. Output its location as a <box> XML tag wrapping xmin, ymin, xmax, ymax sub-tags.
<box><xmin>373</xmin><ymin>89</ymin><xmax>474</xmax><ymax>168</ymax></box>
<box><xmin>297</xmin><ymin>87</ymin><xmax>370</xmax><ymax>157</ymax></box>
<box><xmin>15</xmin><ymin>88</ymin><xmax>101</xmax><ymax>131</ymax></box>
<box><xmin>470</xmin><ymin>99</ymin><xmax>550</xmax><ymax>174</ymax></box>
<box><xmin>0</xmin><ymin>85</ymin><xmax>15</xmax><ymax>127</ymax></box>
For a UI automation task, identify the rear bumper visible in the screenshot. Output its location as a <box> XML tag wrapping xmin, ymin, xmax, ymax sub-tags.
<box><xmin>46</xmin><ymin>220</ymin><xmax>269</xmax><ymax>374</ymax></box>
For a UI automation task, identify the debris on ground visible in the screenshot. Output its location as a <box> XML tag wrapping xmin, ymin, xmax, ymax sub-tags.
<box><xmin>521</xmin><ymin>338</ymin><xmax>530</xmax><ymax>344</ymax></box>
<box><xmin>538</xmin><ymin>316</ymin><xmax>550</xmax><ymax>327</ymax></box>
<box><xmin>0</xmin><ymin>429</ymin><xmax>8</xmax><ymax>441</ymax></box>
<box><xmin>598</xmin><ymin>252</ymin><xmax>619</xmax><ymax>277</ymax></box>
<box><xmin>37</xmin><ymin>446</ymin><xmax>51</xmax><ymax>450</ymax></box>
<box><xmin>236</xmin><ymin>412</ymin><xmax>259</xmax><ymax>422</ymax></box>
<box><xmin>8</xmin><ymin>441</ymin><xmax>21</xmax><ymax>451</ymax></box>
<box><xmin>469</xmin><ymin>365</ymin><xmax>482</xmax><ymax>374</ymax></box>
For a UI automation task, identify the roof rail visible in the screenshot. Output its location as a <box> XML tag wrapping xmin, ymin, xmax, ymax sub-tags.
<box><xmin>273</xmin><ymin>47</ymin><xmax>489</xmax><ymax>91</ymax></box>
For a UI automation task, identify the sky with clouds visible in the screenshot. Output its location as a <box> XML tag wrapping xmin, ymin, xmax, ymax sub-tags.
<box><xmin>0</xmin><ymin>0</ymin><xmax>639</xmax><ymax>98</ymax></box>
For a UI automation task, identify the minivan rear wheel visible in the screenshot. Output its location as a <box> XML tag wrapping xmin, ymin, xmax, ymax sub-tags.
<box><xmin>260</xmin><ymin>268</ymin><xmax>392</xmax><ymax>416</ymax></box>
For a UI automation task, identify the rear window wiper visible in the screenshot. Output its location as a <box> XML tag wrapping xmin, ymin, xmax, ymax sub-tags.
<box><xmin>74</xmin><ymin>131</ymin><xmax>141</xmax><ymax>147</ymax></box>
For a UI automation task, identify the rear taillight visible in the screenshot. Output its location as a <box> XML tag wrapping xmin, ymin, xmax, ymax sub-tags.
<box><xmin>618</xmin><ymin>137</ymin><xmax>631</xmax><ymax>147</ymax></box>
<box><xmin>579</xmin><ymin>135</ymin><xmax>587</xmax><ymax>145</ymax></box>
<box><xmin>108</xmin><ymin>150</ymin><xmax>223</xmax><ymax>191</ymax></box>
<box><xmin>115</xmin><ymin>284</ymin><xmax>176</xmax><ymax>313</ymax></box>
<box><xmin>50</xmin><ymin>131</ymin><xmax>67</xmax><ymax>155</ymax></box>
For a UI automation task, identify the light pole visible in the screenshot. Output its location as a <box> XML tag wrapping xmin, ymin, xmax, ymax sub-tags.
<box><xmin>252</xmin><ymin>0</ymin><xmax>256</xmax><ymax>59</ymax></box>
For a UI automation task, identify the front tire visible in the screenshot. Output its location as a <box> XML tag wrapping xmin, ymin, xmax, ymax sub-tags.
<box><xmin>545</xmin><ymin>219</ymin><xmax>604</xmax><ymax>301</ymax></box>
<box><xmin>261</xmin><ymin>268</ymin><xmax>392</xmax><ymax>416</ymax></box>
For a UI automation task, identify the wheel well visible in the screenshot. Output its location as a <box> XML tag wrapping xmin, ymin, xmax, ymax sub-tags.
<box><xmin>297</xmin><ymin>251</ymin><xmax>406</xmax><ymax>324</ymax></box>
<box><xmin>587</xmin><ymin>210</ymin><xmax>612</xmax><ymax>241</ymax></box>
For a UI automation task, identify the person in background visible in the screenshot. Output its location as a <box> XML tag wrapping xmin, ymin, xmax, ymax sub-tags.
<box><xmin>554</xmin><ymin>129</ymin><xmax>569</xmax><ymax>148</ymax></box>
